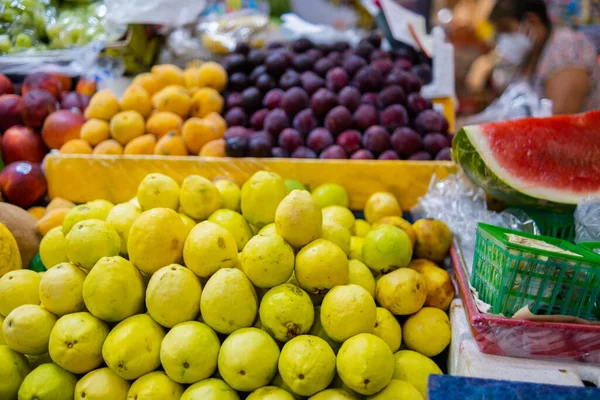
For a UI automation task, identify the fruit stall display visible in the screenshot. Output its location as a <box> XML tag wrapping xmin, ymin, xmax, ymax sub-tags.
<box><xmin>0</xmin><ymin>71</ymin><xmax>96</xmax><ymax>209</ymax></box>
<box><xmin>0</xmin><ymin>170</ymin><xmax>454</xmax><ymax>399</ymax></box>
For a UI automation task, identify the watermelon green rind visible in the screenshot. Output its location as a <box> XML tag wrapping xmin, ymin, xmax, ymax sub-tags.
<box><xmin>452</xmin><ymin>127</ymin><xmax>575</xmax><ymax>212</ymax></box>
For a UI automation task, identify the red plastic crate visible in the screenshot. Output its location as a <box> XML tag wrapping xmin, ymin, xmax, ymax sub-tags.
<box><xmin>451</xmin><ymin>243</ymin><xmax>600</xmax><ymax>364</ymax></box>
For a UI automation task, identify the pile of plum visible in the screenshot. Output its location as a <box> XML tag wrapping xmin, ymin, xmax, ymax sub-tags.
<box><xmin>221</xmin><ymin>34</ymin><xmax>452</xmax><ymax>161</ymax></box>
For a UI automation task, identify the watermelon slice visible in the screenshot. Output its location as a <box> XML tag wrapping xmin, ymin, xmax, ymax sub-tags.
<box><xmin>453</xmin><ymin>110</ymin><xmax>600</xmax><ymax>210</ymax></box>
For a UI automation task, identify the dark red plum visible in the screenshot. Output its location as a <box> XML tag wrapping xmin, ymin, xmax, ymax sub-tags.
<box><xmin>291</xmin><ymin>146</ymin><xmax>317</xmax><ymax>158</ymax></box>
<box><xmin>327</xmin><ymin>51</ymin><xmax>344</xmax><ymax>66</ymax></box>
<box><xmin>255</xmin><ymin>74</ymin><xmax>276</xmax><ymax>92</ymax></box>
<box><xmin>248</xmin><ymin>49</ymin><xmax>266</xmax><ymax>67</ymax></box>
<box><xmin>435</xmin><ymin>147</ymin><xmax>452</xmax><ymax>161</ymax></box>
<box><xmin>370</xmin><ymin>49</ymin><xmax>390</xmax><ymax>62</ymax></box>
<box><xmin>271</xmin><ymin>147</ymin><xmax>290</xmax><ymax>158</ymax></box>
<box><xmin>60</xmin><ymin>92</ymin><xmax>89</xmax><ymax>112</ymax></box>
<box><xmin>306</xmin><ymin>128</ymin><xmax>334</xmax><ymax>153</ymax></box>
<box><xmin>249</xmin><ymin>65</ymin><xmax>267</xmax><ymax>83</ymax></box>
<box><xmin>320</xmin><ymin>145</ymin><xmax>347</xmax><ymax>159</ymax></box>
<box><xmin>391</xmin><ymin>46</ymin><xmax>418</xmax><ymax>63</ymax></box>
<box><xmin>301</xmin><ymin>71</ymin><xmax>326</xmax><ymax>95</ymax></box>
<box><xmin>267</xmin><ymin>41</ymin><xmax>285</xmax><ymax>50</ymax></box>
<box><xmin>370</xmin><ymin>58</ymin><xmax>393</xmax><ymax>76</ymax></box>
<box><xmin>406</xmin><ymin>93</ymin><xmax>430</xmax><ymax>115</ymax></box>
<box><xmin>248</xmin><ymin>134</ymin><xmax>273</xmax><ymax>157</ymax></box>
<box><xmin>355</xmin><ymin>40</ymin><xmax>375</xmax><ymax>59</ymax></box>
<box><xmin>264</xmin><ymin>108</ymin><xmax>290</xmax><ymax>137</ymax></box>
<box><xmin>412</xmin><ymin>64</ymin><xmax>433</xmax><ymax>85</ymax></box>
<box><xmin>360</xmin><ymin>93</ymin><xmax>379</xmax><ymax>107</ymax></box>
<box><xmin>241</xmin><ymin>87</ymin><xmax>262</xmax><ymax>111</ymax></box>
<box><xmin>281</xmin><ymin>87</ymin><xmax>309</xmax><ymax>117</ymax></box>
<box><xmin>293</xmin><ymin>108</ymin><xmax>318</xmax><ymax>134</ymax></box>
<box><xmin>250</xmin><ymin>109</ymin><xmax>269</xmax><ymax>130</ymax></box>
<box><xmin>441</xmin><ymin>117</ymin><xmax>450</xmax><ymax>134</ymax></box>
<box><xmin>380</xmin><ymin>104</ymin><xmax>409</xmax><ymax>131</ymax></box>
<box><xmin>292</xmin><ymin>37</ymin><xmax>313</xmax><ymax>53</ymax></box>
<box><xmin>408</xmin><ymin>151</ymin><xmax>432</xmax><ymax>161</ymax></box>
<box><xmin>379</xmin><ymin>150</ymin><xmax>400</xmax><ymax>160</ymax></box>
<box><xmin>224</xmin><ymin>126</ymin><xmax>251</xmax><ymax>140</ymax></box>
<box><xmin>385</xmin><ymin>70</ymin><xmax>421</xmax><ymax>93</ymax></box>
<box><xmin>222</xmin><ymin>53</ymin><xmax>247</xmax><ymax>74</ymax></box>
<box><xmin>394</xmin><ymin>58</ymin><xmax>413</xmax><ymax>71</ymax></box>
<box><xmin>278</xmin><ymin>128</ymin><xmax>304</xmax><ymax>152</ymax></box>
<box><xmin>336</xmin><ymin>129</ymin><xmax>362</xmax><ymax>154</ymax></box>
<box><xmin>351</xmin><ymin>149</ymin><xmax>375</xmax><ymax>160</ymax></box>
<box><xmin>333</xmin><ymin>41</ymin><xmax>351</xmax><ymax>52</ymax></box>
<box><xmin>414</xmin><ymin>109</ymin><xmax>446</xmax><ymax>134</ymax></box>
<box><xmin>224</xmin><ymin>107</ymin><xmax>248</xmax><ymax>127</ymax></box>
<box><xmin>235</xmin><ymin>42</ymin><xmax>251</xmax><ymax>55</ymax></box>
<box><xmin>391</xmin><ymin>127</ymin><xmax>422</xmax><ymax>158</ymax></box>
<box><xmin>310</xmin><ymin>88</ymin><xmax>338</xmax><ymax>117</ymax></box>
<box><xmin>226</xmin><ymin>92</ymin><xmax>243</xmax><ymax>109</ymax></box>
<box><xmin>326</xmin><ymin>67</ymin><xmax>349</xmax><ymax>93</ymax></box>
<box><xmin>306</xmin><ymin>48</ymin><xmax>323</xmax><ymax>62</ymax></box>
<box><xmin>353</xmin><ymin>104</ymin><xmax>379</xmax><ymax>131</ymax></box>
<box><xmin>263</xmin><ymin>88</ymin><xmax>284</xmax><ymax>109</ymax></box>
<box><xmin>314</xmin><ymin>58</ymin><xmax>335</xmax><ymax>77</ymax></box>
<box><xmin>342</xmin><ymin>55</ymin><xmax>367</xmax><ymax>77</ymax></box>
<box><xmin>279</xmin><ymin>70</ymin><xmax>302</xmax><ymax>90</ymax></box>
<box><xmin>265</xmin><ymin>52</ymin><xmax>289</xmax><ymax>76</ymax></box>
<box><xmin>225</xmin><ymin>136</ymin><xmax>249</xmax><ymax>157</ymax></box>
<box><xmin>293</xmin><ymin>53</ymin><xmax>313</xmax><ymax>72</ymax></box>
<box><xmin>324</xmin><ymin>106</ymin><xmax>352</xmax><ymax>135</ymax></box>
<box><xmin>229</xmin><ymin>72</ymin><xmax>248</xmax><ymax>91</ymax></box>
<box><xmin>423</xmin><ymin>133</ymin><xmax>450</xmax><ymax>157</ymax></box>
<box><xmin>378</xmin><ymin>85</ymin><xmax>406</xmax><ymax>108</ymax></box>
<box><xmin>366</xmin><ymin>32</ymin><xmax>382</xmax><ymax>49</ymax></box>
<box><xmin>362</xmin><ymin>125</ymin><xmax>391</xmax><ymax>155</ymax></box>
<box><xmin>354</xmin><ymin>66</ymin><xmax>384</xmax><ymax>92</ymax></box>
<box><xmin>338</xmin><ymin>87</ymin><xmax>361</xmax><ymax>112</ymax></box>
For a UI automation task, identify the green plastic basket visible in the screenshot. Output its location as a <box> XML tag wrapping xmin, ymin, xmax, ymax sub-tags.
<box><xmin>471</xmin><ymin>223</ymin><xmax>600</xmax><ymax>320</ymax></box>
<box><xmin>521</xmin><ymin>208</ymin><xmax>575</xmax><ymax>242</ymax></box>
<box><xmin>580</xmin><ymin>242</ymin><xmax>600</xmax><ymax>255</ymax></box>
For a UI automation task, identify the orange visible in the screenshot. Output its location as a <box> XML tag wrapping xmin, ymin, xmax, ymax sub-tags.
<box><xmin>80</xmin><ymin>119</ymin><xmax>110</xmax><ymax>146</ymax></box>
<box><xmin>110</xmin><ymin>110</ymin><xmax>145</xmax><ymax>145</ymax></box>
<box><xmin>132</xmin><ymin>73</ymin><xmax>159</xmax><ymax>96</ymax></box>
<box><xmin>199</xmin><ymin>139</ymin><xmax>226</xmax><ymax>157</ymax></box>
<box><xmin>197</xmin><ymin>61</ymin><xmax>228</xmax><ymax>92</ymax></box>
<box><xmin>204</xmin><ymin>112</ymin><xmax>227</xmax><ymax>137</ymax></box>
<box><xmin>182</xmin><ymin>117</ymin><xmax>220</xmax><ymax>154</ymax></box>
<box><xmin>124</xmin><ymin>134</ymin><xmax>157</xmax><ymax>155</ymax></box>
<box><xmin>28</xmin><ymin>206</ymin><xmax>46</xmax><ymax>220</ymax></box>
<box><xmin>146</xmin><ymin>111</ymin><xmax>183</xmax><ymax>138</ymax></box>
<box><xmin>190</xmin><ymin>88</ymin><xmax>223</xmax><ymax>118</ymax></box>
<box><xmin>60</xmin><ymin>139</ymin><xmax>92</xmax><ymax>154</ymax></box>
<box><xmin>37</xmin><ymin>208</ymin><xmax>70</xmax><ymax>236</ymax></box>
<box><xmin>93</xmin><ymin>139</ymin><xmax>124</xmax><ymax>155</ymax></box>
<box><xmin>152</xmin><ymin>85</ymin><xmax>191</xmax><ymax>118</ymax></box>
<box><xmin>154</xmin><ymin>132</ymin><xmax>188</xmax><ymax>156</ymax></box>
<box><xmin>121</xmin><ymin>85</ymin><xmax>153</xmax><ymax>118</ymax></box>
<box><xmin>151</xmin><ymin>64</ymin><xmax>185</xmax><ymax>91</ymax></box>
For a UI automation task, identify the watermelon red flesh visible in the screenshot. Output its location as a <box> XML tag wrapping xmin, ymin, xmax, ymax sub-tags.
<box><xmin>461</xmin><ymin>110</ymin><xmax>600</xmax><ymax>205</ymax></box>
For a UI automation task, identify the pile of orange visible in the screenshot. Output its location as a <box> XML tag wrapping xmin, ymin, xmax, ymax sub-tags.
<box><xmin>59</xmin><ymin>62</ymin><xmax>228</xmax><ymax>157</ymax></box>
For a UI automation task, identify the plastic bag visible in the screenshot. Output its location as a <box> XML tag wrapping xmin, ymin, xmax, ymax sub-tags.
<box><xmin>279</xmin><ymin>13</ymin><xmax>363</xmax><ymax>46</ymax></box>
<box><xmin>463</xmin><ymin>81</ymin><xmax>553</xmax><ymax>125</ymax></box>
<box><xmin>104</xmin><ymin>0</ymin><xmax>207</xmax><ymax>26</ymax></box>
<box><xmin>413</xmin><ymin>172</ymin><xmax>539</xmax><ymax>270</ymax></box>
<box><xmin>575</xmin><ymin>196</ymin><xmax>600</xmax><ymax>243</ymax></box>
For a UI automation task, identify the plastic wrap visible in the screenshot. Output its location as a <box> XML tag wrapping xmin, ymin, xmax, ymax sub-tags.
<box><xmin>451</xmin><ymin>244</ymin><xmax>600</xmax><ymax>364</ymax></box>
<box><xmin>104</xmin><ymin>0</ymin><xmax>207</xmax><ymax>26</ymax></box>
<box><xmin>413</xmin><ymin>172</ymin><xmax>539</xmax><ymax>270</ymax></box>
<box><xmin>43</xmin><ymin>154</ymin><xmax>456</xmax><ymax>210</ymax></box>
<box><xmin>279</xmin><ymin>13</ymin><xmax>363</xmax><ymax>46</ymax></box>
<box><xmin>575</xmin><ymin>196</ymin><xmax>600</xmax><ymax>243</ymax></box>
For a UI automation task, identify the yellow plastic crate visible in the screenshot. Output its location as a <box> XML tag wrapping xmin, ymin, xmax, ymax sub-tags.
<box><xmin>44</xmin><ymin>155</ymin><xmax>456</xmax><ymax>210</ymax></box>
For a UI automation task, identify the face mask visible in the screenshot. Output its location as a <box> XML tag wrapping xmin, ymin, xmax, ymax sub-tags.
<box><xmin>495</xmin><ymin>31</ymin><xmax>533</xmax><ymax>65</ymax></box>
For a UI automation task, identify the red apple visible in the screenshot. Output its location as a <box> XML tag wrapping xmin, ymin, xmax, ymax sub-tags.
<box><xmin>22</xmin><ymin>72</ymin><xmax>62</xmax><ymax>100</ymax></box>
<box><xmin>0</xmin><ymin>95</ymin><xmax>24</xmax><ymax>131</ymax></box>
<box><xmin>1</xmin><ymin>125</ymin><xmax>46</xmax><ymax>163</ymax></box>
<box><xmin>0</xmin><ymin>73</ymin><xmax>14</xmax><ymax>95</ymax></box>
<box><xmin>21</xmin><ymin>89</ymin><xmax>59</xmax><ymax>128</ymax></box>
<box><xmin>41</xmin><ymin>110</ymin><xmax>85</xmax><ymax>149</ymax></box>
<box><xmin>60</xmin><ymin>92</ymin><xmax>90</xmax><ymax>113</ymax></box>
<box><xmin>0</xmin><ymin>161</ymin><xmax>47</xmax><ymax>208</ymax></box>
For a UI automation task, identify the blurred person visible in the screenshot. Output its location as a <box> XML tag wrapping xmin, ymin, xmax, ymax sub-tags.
<box><xmin>489</xmin><ymin>0</ymin><xmax>600</xmax><ymax>114</ymax></box>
